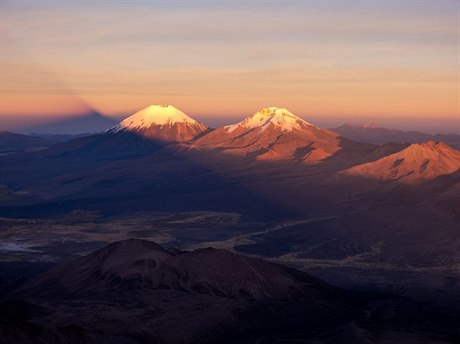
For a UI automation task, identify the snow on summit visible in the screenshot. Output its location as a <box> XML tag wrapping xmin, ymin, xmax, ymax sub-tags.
<box><xmin>110</xmin><ymin>105</ymin><xmax>208</xmax><ymax>142</ymax></box>
<box><xmin>194</xmin><ymin>106</ymin><xmax>340</xmax><ymax>164</ymax></box>
<box><xmin>117</xmin><ymin>105</ymin><xmax>200</xmax><ymax>131</ymax></box>
<box><xmin>225</xmin><ymin>107</ymin><xmax>314</xmax><ymax>133</ymax></box>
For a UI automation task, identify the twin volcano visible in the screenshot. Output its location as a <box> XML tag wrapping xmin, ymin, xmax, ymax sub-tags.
<box><xmin>111</xmin><ymin>105</ymin><xmax>342</xmax><ymax>164</ymax></box>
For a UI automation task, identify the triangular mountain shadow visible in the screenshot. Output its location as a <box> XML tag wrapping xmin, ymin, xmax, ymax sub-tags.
<box><xmin>18</xmin><ymin>112</ymin><xmax>118</xmax><ymax>135</ymax></box>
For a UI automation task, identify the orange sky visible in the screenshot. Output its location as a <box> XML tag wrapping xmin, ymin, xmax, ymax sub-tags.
<box><xmin>1</xmin><ymin>1</ymin><xmax>459</xmax><ymax>133</ymax></box>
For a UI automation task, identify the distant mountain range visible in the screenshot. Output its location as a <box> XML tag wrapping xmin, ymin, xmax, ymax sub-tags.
<box><xmin>332</xmin><ymin>123</ymin><xmax>460</xmax><ymax>149</ymax></box>
<box><xmin>0</xmin><ymin>131</ymin><xmax>92</xmax><ymax>154</ymax></box>
<box><xmin>103</xmin><ymin>104</ymin><xmax>460</xmax><ymax>183</ymax></box>
<box><xmin>2</xmin><ymin>105</ymin><xmax>459</xmax><ymax>197</ymax></box>
<box><xmin>5</xmin><ymin>106</ymin><xmax>459</xmax><ymax>165</ymax></box>
<box><xmin>0</xmin><ymin>131</ymin><xmax>57</xmax><ymax>154</ymax></box>
<box><xmin>30</xmin><ymin>133</ymin><xmax>92</xmax><ymax>143</ymax></box>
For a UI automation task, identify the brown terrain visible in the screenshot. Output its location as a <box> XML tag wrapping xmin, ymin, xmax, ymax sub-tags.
<box><xmin>344</xmin><ymin>141</ymin><xmax>460</xmax><ymax>183</ymax></box>
<box><xmin>2</xmin><ymin>239</ymin><xmax>460</xmax><ymax>344</ymax></box>
<box><xmin>194</xmin><ymin>107</ymin><xmax>341</xmax><ymax>164</ymax></box>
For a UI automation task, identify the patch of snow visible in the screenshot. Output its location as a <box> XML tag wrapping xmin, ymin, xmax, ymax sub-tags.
<box><xmin>0</xmin><ymin>242</ymin><xmax>40</xmax><ymax>252</ymax></box>
<box><xmin>110</xmin><ymin>105</ymin><xmax>200</xmax><ymax>132</ymax></box>
<box><xmin>362</xmin><ymin>123</ymin><xmax>382</xmax><ymax>129</ymax></box>
<box><xmin>342</xmin><ymin>122</ymin><xmax>382</xmax><ymax>129</ymax></box>
<box><xmin>225</xmin><ymin>107</ymin><xmax>314</xmax><ymax>133</ymax></box>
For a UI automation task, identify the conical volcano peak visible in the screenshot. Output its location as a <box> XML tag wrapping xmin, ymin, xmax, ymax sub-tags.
<box><xmin>109</xmin><ymin>104</ymin><xmax>208</xmax><ymax>142</ymax></box>
<box><xmin>194</xmin><ymin>106</ymin><xmax>339</xmax><ymax>164</ymax></box>
<box><xmin>119</xmin><ymin>104</ymin><xmax>198</xmax><ymax>128</ymax></box>
<box><xmin>225</xmin><ymin>107</ymin><xmax>313</xmax><ymax>133</ymax></box>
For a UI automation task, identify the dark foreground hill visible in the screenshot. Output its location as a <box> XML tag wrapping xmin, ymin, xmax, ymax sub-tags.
<box><xmin>1</xmin><ymin>239</ymin><xmax>460</xmax><ymax>344</ymax></box>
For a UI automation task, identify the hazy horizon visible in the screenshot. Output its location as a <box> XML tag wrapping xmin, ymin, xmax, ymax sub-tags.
<box><xmin>2</xmin><ymin>107</ymin><xmax>459</xmax><ymax>135</ymax></box>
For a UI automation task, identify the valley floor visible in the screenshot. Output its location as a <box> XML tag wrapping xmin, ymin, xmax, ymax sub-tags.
<box><xmin>1</xmin><ymin>211</ymin><xmax>460</xmax><ymax>312</ymax></box>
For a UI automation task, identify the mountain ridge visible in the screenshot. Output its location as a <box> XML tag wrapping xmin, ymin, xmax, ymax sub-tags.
<box><xmin>333</xmin><ymin>123</ymin><xmax>460</xmax><ymax>149</ymax></box>
<box><xmin>15</xmin><ymin>238</ymin><xmax>331</xmax><ymax>300</ymax></box>
<box><xmin>343</xmin><ymin>140</ymin><xmax>460</xmax><ymax>183</ymax></box>
<box><xmin>0</xmin><ymin>131</ymin><xmax>57</xmax><ymax>153</ymax></box>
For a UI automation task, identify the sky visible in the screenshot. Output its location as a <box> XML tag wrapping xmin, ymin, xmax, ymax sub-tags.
<box><xmin>1</xmin><ymin>0</ymin><xmax>459</xmax><ymax>133</ymax></box>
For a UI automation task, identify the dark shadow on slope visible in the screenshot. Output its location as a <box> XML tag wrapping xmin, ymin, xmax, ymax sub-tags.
<box><xmin>318</xmin><ymin>138</ymin><xmax>408</xmax><ymax>170</ymax></box>
<box><xmin>294</xmin><ymin>142</ymin><xmax>314</xmax><ymax>160</ymax></box>
<box><xmin>3</xmin><ymin>239</ymin><xmax>460</xmax><ymax>344</ymax></box>
<box><xmin>0</xmin><ymin>132</ymin><xmax>296</xmax><ymax>220</ymax></box>
<box><xmin>0</xmin><ymin>132</ymin><xmax>456</xmax><ymax>222</ymax></box>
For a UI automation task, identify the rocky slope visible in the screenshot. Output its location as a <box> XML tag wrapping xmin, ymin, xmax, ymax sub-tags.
<box><xmin>194</xmin><ymin>107</ymin><xmax>341</xmax><ymax>164</ymax></box>
<box><xmin>343</xmin><ymin>141</ymin><xmax>460</xmax><ymax>183</ymax></box>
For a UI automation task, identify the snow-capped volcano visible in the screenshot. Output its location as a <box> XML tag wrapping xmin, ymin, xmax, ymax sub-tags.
<box><xmin>343</xmin><ymin>141</ymin><xmax>460</xmax><ymax>183</ymax></box>
<box><xmin>224</xmin><ymin>107</ymin><xmax>314</xmax><ymax>133</ymax></box>
<box><xmin>110</xmin><ymin>105</ymin><xmax>208</xmax><ymax>142</ymax></box>
<box><xmin>194</xmin><ymin>107</ymin><xmax>341</xmax><ymax>163</ymax></box>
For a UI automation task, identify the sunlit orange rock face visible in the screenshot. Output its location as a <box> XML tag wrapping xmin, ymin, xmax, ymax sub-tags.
<box><xmin>194</xmin><ymin>107</ymin><xmax>341</xmax><ymax>164</ymax></box>
<box><xmin>109</xmin><ymin>104</ymin><xmax>208</xmax><ymax>142</ymax></box>
<box><xmin>344</xmin><ymin>141</ymin><xmax>460</xmax><ymax>183</ymax></box>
